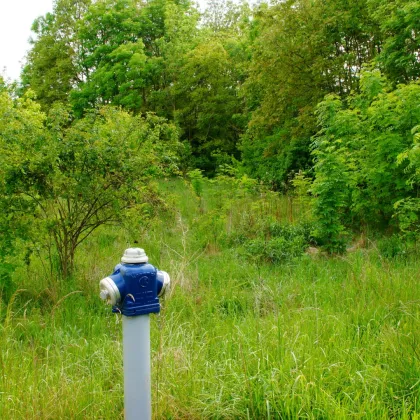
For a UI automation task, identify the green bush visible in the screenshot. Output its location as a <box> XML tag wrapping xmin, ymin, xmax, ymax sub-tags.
<box><xmin>188</xmin><ymin>169</ymin><xmax>205</xmax><ymax>198</ymax></box>
<box><xmin>376</xmin><ymin>235</ymin><xmax>407</xmax><ymax>259</ymax></box>
<box><xmin>240</xmin><ymin>222</ymin><xmax>314</xmax><ymax>264</ymax></box>
<box><xmin>268</xmin><ymin>221</ymin><xmax>314</xmax><ymax>244</ymax></box>
<box><xmin>312</xmin><ymin>71</ymin><xmax>420</xmax><ymax>251</ymax></box>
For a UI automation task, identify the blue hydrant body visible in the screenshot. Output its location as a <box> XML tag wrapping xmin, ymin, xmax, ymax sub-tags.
<box><xmin>99</xmin><ymin>248</ymin><xmax>170</xmax><ymax>316</ymax></box>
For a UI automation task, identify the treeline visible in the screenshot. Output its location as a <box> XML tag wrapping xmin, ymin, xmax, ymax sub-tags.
<box><xmin>20</xmin><ymin>0</ymin><xmax>420</xmax><ymax>179</ymax></box>
<box><xmin>21</xmin><ymin>0</ymin><xmax>249</xmax><ymax>174</ymax></box>
<box><xmin>1</xmin><ymin>0</ymin><xmax>420</xmax><ymax>276</ymax></box>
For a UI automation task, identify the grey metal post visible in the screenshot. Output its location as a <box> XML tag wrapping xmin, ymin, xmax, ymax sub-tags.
<box><xmin>123</xmin><ymin>314</ymin><xmax>151</xmax><ymax>420</ymax></box>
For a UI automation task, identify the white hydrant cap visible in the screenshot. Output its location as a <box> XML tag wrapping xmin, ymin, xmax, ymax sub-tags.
<box><xmin>121</xmin><ymin>248</ymin><xmax>148</xmax><ymax>264</ymax></box>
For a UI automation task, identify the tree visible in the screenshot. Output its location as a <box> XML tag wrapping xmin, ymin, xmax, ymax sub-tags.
<box><xmin>241</xmin><ymin>0</ymin><xmax>381</xmax><ymax>187</ymax></box>
<box><xmin>21</xmin><ymin>0</ymin><xmax>92</xmax><ymax>110</ymax></box>
<box><xmin>369</xmin><ymin>0</ymin><xmax>420</xmax><ymax>84</ymax></box>
<box><xmin>71</xmin><ymin>0</ymin><xmax>145</xmax><ymax>114</ymax></box>
<box><xmin>312</xmin><ymin>70</ymin><xmax>420</xmax><ymax>249</ymax></box>
<box><xmin>202</xmin><ymin>0</ymin><xmax>249</xmax><ymax>34</ymax></box>
<box><xmin>170</xmin><ymin>0</ymin><xmax>251</xmax><ymax>174</ymax></box>
<box><xmin>72</xmin><ymin>0</ymin><xmax>200</xmax><ymax>116</ymax></box>
<box><xmin>1</xmin><ymin>98</ymin><xmax>180</xmax><ymax>278</ymax></box>
<box><xmin>173</xmin><ymin>38</ymin><xmax>244</xmax><ymax>173</ymax></box>
<box><xmin>72</xmin><ymin>40</ymin><xmax>149</xmax><ymax>114</ymax></box>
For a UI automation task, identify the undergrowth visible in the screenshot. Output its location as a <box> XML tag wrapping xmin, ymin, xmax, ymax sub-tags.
<box><xmin>0</xmin><ymin>179</ymin><xmax>419</xmax><ymax>419</ymax></box>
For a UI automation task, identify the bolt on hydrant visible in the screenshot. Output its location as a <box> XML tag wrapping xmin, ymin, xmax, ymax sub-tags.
<box><xmin>99</xmin><ymin>248</ymin><xmax>170</xmax><ymax>420</ymax></box>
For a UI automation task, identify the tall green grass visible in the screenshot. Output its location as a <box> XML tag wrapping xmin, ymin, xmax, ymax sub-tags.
<box><xmin>1</xmin><ymin>179</ymin><xmax>419</xmax><ymax>419</ymax></box>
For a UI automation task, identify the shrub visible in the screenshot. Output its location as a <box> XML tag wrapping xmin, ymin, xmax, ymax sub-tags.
<box><xmin>241</xmin><ymin>222</ymin><xmax>313</xmax><ymax>264</ymax></box>
<box><xmin>376</xmin><ymin>235</ymin><xmax>407</xmax><ymax>259</ymax></box>
<box><xmin>1</xmin><ymin>97</ymin><xmax>180</xmax><ymax>278</ymax></box>
<box><xmin>312</xmin><ymin>71</ymin><xmax>420</xmax><ymax>250</ymax></box>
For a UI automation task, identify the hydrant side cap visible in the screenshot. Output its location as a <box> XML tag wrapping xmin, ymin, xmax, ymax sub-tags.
<box><xmin>121</xmin><ymin>247</ymin><xmax>149</xmax><ymax>264</ymax></box>
<box><xmin>99</xmin><ymin>277</ymin><xmax>121</xmax><ymax>305</ymax></box>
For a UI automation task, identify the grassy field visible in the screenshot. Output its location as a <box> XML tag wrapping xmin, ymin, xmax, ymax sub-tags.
<box><xmin>1</xmin><ymin>179</ymin><xmax>419</xmax><ymax>419</ymax></box>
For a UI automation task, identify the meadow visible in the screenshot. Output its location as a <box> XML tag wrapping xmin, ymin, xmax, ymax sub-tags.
<box><xmin>0</xmin><ymin>179</ymin><xmax>419</xmax><ymax>419</ymax></box>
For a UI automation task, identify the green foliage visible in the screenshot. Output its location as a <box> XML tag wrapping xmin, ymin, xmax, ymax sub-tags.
<box><xmin>1</xmin><ymin>90</ymin><xmax>180</xmax><ymax>277</ymax></box>
<box><xmin>240</xmin><ymin>128</ymin><xmax>313</xmax><ymax>189</ymax></box>
<box><xmin>73</xmin><ymin>41</ymin><xmax>148</xmax><ymax>114</ymax></box>
<box><xmin>369</xmin><ymin>0</ymin><xmax>420</xmax><ymax>84</ymax></box>
<box><xmin>290</xmin><ymin>170</ymin><xmax>314</xmax><ymax>219</ymax></box>
<box><xmin>312</xmin><ymin>71</ymin><xmax>420</xmax><ymax>248</ymax></box>
<box><xmin>241</xmin><ymin>222</ymin><xmax>313</xmax><ymax>264</ymax></box>
<box><xmin>72</xmin><ymin>0</ymin><xmax>147</xmax><ymax>114</ymax></box>
<box><xmin>18</xmin><ymin>0</ymin><xmax>420</xmax><ymax>252</ymax></box>
<box><xmin>20</xmin><ymin>0</ymin><xmax>420</xmax><ymax>196</ymax></box>
<box><xmin>213</xmin><ymin>165</ymin><xmax>260</xmax><ymax>197</ymax></box>
<box><xmin>187</xmin><ymin>169</ymin><xmax>205</xmax><ymax>198</ymax></box>
<box><xmin>23</xmin><ymin>0</ymin><xmax>245</xmax><ymax>173</ymax></box>
<box><xmin>241</xmin><ymin>0</ymin><xmax>381</xmax><ymax>187</ymax></box>
<box><xmin>0</xmin><ymin>88</ymin><xmax>46</xmax><ymax>293</ymax></box>
<box><xmin>173</xmin><ymin>37</ymin><xmax>245</xmax><ymax>174</ymax></box>
<box><xmin>311</xmin><ymin>95</ymin><xmax>352</xmax><ymax>253</ymax></box>
<box><xmin>21</xmin><ymin>0</ymin><xmax>91</xmax><ymax>110</ymax></box>
<box><xmin>202</xmin><ymin>0</ymin><xmax>251</xmax><ymax>34</ymax></box>
<box><xmin>239</xmin><ymin>0</ymin><xmax>419</xmax><ymax>189</ymax></box>
<box><xmin>393</xmin><ymin>198</ymin><xmax>420</xmax><ymax>241</ymax></box>
<box><xmin>393</xmin><ymin>125</ymin><xmax>420</xmax><ymax>239</ymax></box>
<box><xmin>70</xmin><ymin>0</ymin><xmax>201</xmax><ymax>118</ymax></box>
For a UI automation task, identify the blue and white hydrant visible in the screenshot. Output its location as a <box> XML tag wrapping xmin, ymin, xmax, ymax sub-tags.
<box><xmin>99</xmin><ymin>248</ymin><xmax>170</xmax><ymax>420</ymax></box>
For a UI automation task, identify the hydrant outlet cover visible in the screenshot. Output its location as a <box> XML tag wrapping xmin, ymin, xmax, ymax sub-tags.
<box><xmin>121</xmin><ymin>248</ymin><xmax>149</xmax><ymax>264</ymax></box>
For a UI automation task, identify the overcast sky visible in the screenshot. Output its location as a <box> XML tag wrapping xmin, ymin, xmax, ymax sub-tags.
<box><xmin>0</xmin><ymin>0</ymin><xmax>212</xmax><ymax>83</ymax></box>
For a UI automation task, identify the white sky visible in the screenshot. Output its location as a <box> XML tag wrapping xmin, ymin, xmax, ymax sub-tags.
<box><xmin>0</xmin><ymin>0</ymin><xmax>212</xmax><ymax>83</ymax></box>
<box><xmin>0</xmin><ymin>0</ymin><xmax>54</xmax><ymax>82</ymax></box>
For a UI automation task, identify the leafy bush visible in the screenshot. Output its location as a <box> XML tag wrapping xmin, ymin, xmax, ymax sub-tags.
<box><xmin>290</xmin><ymin>170</ymin><xmax>314</xmax><ymax>220</ymax></box>
<box><xmin>376</xmin><ymin>235</ymin><xmax>407</xmax><ymax>259</ymax></box>
<box><xmin>393</xmin><ymin>198</ymin><xmax>420</xmax><ymax>241</ymax></box>
<box><xmin>188</xmin><ymin>169</ymin><xmax>205</xmax><ymax>198</ymax></box>
<box><xmin>1</xmin><ymin>93</ymin><xmax>180</xmax><ymax>278</ymax></box>
<box><xmin>312</xmin><ymin>71</ymin><xmax>420</xmax><ymax>251</ymax></box>
<box><xmin>242</xmin><ymin>235</ymin><xmax>307</xmax><ymax>264</ymax></box>
<box><xmin>268</xmin><ymin>221</ymin><xmax>314</xmax><ymax>244</ymax></box>
<box><xmin>240</xmin><ymin>222</ymin><xmax>314</xmax><ymax>264</ymax></box>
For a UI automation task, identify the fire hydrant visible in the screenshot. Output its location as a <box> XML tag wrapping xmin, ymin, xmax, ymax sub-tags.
<box><xmin>99</xmin><ymin>248</ymin><xmax>170</xmax><ymax>420</ymax></box>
